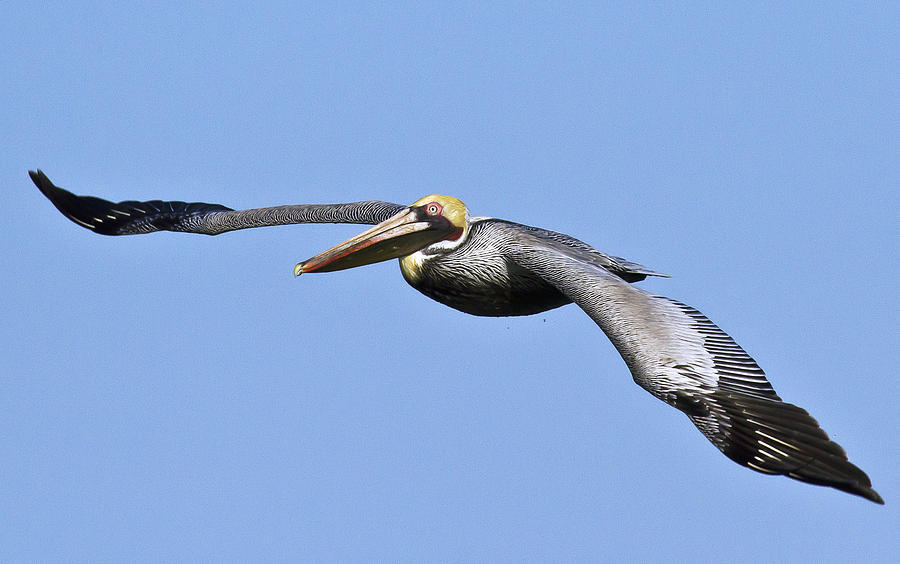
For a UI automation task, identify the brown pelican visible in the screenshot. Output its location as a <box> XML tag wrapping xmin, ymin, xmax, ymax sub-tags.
<box><xmin>29</xmin><ymin>169</ymin><xmax>883</xmax><ymax>504</ymax></box>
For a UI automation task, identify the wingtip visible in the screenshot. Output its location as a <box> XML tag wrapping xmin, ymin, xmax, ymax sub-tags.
<box><xmin>859</xmin><ymin>486</ymin><xmax>884</xmax><ymax>505</ymax></box>
<box><xmin>837</xmin><ymin>475</ymin><xmax>885</xmax><ymax>504</ymax></box>
<box><xmin>29</xmin><ymin>169</ymin><xmax>53</xmax><ymax>193</ymax></box>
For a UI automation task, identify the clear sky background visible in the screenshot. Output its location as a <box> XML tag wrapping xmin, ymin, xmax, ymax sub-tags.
<box><xmin>2</xmin><ymin>3</ymin><xmax>898</xmax><ymax>562</ymax></box>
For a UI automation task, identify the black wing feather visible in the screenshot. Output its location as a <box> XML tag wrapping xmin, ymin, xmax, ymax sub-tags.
<box><xmin>706</xmin><ymin>392</ymin><xmax>881</xmax><ymax>502</ymax></box>
<box><xmin>30</xmin><ymin>170</ymin><xmax>232</xmax><ymax>235</ymax></box>
<box><xmin>30</xmin><ymin>170</ymin><xmax>405</xmax><ymax>235</ymax></box>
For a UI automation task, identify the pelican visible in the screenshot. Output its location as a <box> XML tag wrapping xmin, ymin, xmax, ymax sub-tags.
<box><xmin>29</xmin><ymin>169</ymin><xmax>883</xmax><ymax>504</ymax></box>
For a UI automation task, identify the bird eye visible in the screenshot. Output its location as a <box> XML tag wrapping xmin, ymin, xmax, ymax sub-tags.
<box><xmin>425</xmin><ymin>202</ymin><xmax>442</xmax><ymax>216</ymax></box>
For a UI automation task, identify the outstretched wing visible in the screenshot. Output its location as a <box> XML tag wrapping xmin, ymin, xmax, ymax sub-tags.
<box><xmin>30</xmin><ymin>170</ymin><xmax>405</xmax><ymax>235</ymax></box>
<box><xmin>499</xmin><ymin>223</ymin><xmax>882</xmax><ymax>504</ymax></box>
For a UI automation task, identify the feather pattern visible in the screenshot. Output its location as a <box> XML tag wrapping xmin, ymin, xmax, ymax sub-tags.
<box><xmin>29</xmin><ymin>170</ymin><xmax>404</xmax><ymax>235</ymax></box>
<box><xmin>498</xmin><ymin>223</ymin><xmax>882</xmax><ymax>503</ymax></box>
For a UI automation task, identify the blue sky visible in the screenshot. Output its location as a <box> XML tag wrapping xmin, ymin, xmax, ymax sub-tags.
<box><xmin>2</xmin><ymin>3</ymin><xmax>898</xmax><ymax>562</ymax></box>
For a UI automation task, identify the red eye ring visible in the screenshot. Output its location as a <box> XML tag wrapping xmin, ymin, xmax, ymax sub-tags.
<box><xmin>425</xmin><ymin>202</ymin><xmax>442</xmax><ymax>216</ymax></box>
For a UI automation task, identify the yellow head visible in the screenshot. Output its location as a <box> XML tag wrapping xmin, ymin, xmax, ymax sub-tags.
<box><xmin>409</xmin><ymin>194</ymin><xmax>469</xmax><ymax>241</ymax></box>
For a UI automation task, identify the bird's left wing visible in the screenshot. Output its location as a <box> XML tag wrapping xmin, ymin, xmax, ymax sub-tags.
<box><xmin>498</xmin><ymin>223</ymin><xmax>882</xmax><ymax>503</ymax></box>
<box><xmin>30</xmin><ymin>170</ymin><xmax>405</xmax><ymax>235</ymax></box>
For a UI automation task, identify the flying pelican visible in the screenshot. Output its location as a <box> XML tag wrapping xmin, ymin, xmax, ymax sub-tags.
<box><xmin>29</xmin><ymin>169</ymin><xmax>883</xmax><ymax>504</ymax></box>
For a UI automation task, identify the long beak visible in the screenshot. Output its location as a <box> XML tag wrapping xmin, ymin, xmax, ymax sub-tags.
<box><xmin>295</xmin><ymin>207</ymin><xmax>454</xmax><ymax>275</ymax></box>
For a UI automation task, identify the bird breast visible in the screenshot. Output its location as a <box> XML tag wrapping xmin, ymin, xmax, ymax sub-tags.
<box><xmin>399</xmin><ymin>244</ymin><xmax>571</xmax><ymax>317</ymax></box>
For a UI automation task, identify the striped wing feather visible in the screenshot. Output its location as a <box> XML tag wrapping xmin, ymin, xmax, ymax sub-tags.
<box><xmin>502</xmin><ymin>224</ymin><xmax>882</xmax><ymax>504</ymax></box>
<box><xmin>30</xmin><ymin>170</ymin><xmax>404</xmax><ymax>235</ymax></box>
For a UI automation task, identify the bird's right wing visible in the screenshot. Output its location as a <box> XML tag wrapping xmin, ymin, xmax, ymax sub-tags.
<box><xmin>498</xmin><ymin>223</ymin><xmax>882</xmax><ymax>503</ymax></box>
<box><xmin>30</xmin><ymin>170</ymin><xmax>405</xmax><ymax>235</ymax></box>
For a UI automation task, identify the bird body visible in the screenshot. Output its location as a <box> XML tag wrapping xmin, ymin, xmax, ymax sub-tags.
<box><xmin>400</xmin><ymin>218</ymin><xmax>574</xmax><ymax>316</ymax></box>
<box><xmin>29</xmin><ymin>170</ymin><xmax>883</xmax><ymax>504</ymax></box>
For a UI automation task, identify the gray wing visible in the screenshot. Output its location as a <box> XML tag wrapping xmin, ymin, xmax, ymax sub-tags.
<box><xmin>499</xmin><ymin>223</ymin><xmax>882</xmax><ymax>504</ymax></box>
<box><xmin>30</xmin><ymin>170</ymin><xmax>405</xmax><ymax>235</ymax></box>
<box><xmin>492</xmin><ymin>219</ymin><xmax>667</xmax><ymax>282</ymax></box>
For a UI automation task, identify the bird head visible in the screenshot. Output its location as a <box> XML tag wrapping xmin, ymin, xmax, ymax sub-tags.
<box><xmin>295</xmin><ymin>195</ymin><xmax>469</xmax><ymax>275</ymax></box>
